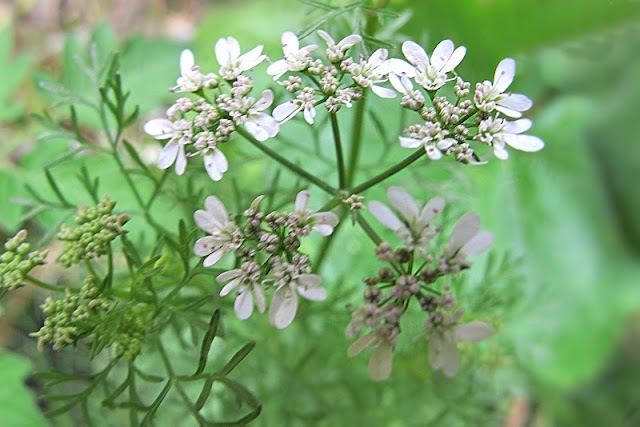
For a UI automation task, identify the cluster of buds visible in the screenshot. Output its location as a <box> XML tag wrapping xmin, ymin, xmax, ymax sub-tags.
<box><xmin>113</xmin><ymin>305</ymin><xmax>152</xmax><ymax>361</ymax></box>
<box><xmin>347</xmin><ymin>187</ymin><xmax>494</xmax><ymax>380</ymax></box>
<box><xmin>0</xmin><ymin>229</ymin><xmax>48</xmax><ymax>296</ymax></box>
<box><xmin>144</xmin><ymin>37</ymin><xmax>279</xmax><ymax>181</ymax></box>
<box><xmin>193</xmin><ymin>190</ymin><xmax>339</xmax><ymax>328</ymax></box>
<box><xmin>29</xmin><ymin>276</ymin><xmax>112</xmax><ymax>351</ymax></box>
<box><xmin>57</xmin><ymin>196</ymin><xmax>129</xmax><ymax>267</ymax></box>
<box><xmin>386</xmin><ymin>40</ymin><xmax>544</xmax><ymax>162</ymax></box>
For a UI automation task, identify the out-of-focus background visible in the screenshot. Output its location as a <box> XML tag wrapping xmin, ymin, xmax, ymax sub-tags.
<box><xmin>1</xmin><ymin>0</ymin><xmax>639</xmax><ymax>425</ymax></box>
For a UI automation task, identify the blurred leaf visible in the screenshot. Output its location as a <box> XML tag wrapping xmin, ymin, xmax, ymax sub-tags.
<box><xmin>0</xmin><ymin>26</ymin><xmax>30</xmax><ymax>121</ymax></box>
<box><xmin>0</xmin><ymin>352</ymin><xmax>48</xmax><ymax>426</ymax></box>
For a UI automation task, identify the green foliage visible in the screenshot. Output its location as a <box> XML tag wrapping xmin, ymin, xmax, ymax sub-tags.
<box><xmin>0</xmin><ymin>352</ymin><xmax>49</xmax><ymax>427</ymax></box>
<box><xmin>0</xmin><ymin>26</ymin><xmax>30</xmax><ymax>121</ymax></box>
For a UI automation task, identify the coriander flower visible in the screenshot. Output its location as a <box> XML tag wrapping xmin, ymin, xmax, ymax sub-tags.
<box><xmin>347</xmin><ymin>325</ymin><xmax>398</xmax><ymax>381</ymax></box>
<box><xmin>173</xmin><ymin>49</ymin><xmax>218</xmax><ymax>92</ymax></box>
<box><xmin>475</xmin><ymin>117</ymin><xmax>544</xmax><ymax>160</ymax></box>
<box><xmin>345</xmin><ymin>49</ymin><xmax>397</xmax><ymax>98</ymax></box>
<box><xmin>217</xmin><ymin>262</ymin><xmax>265</xmax><ymax>320</ymax></box>
<box><xmin>144</xmin><ymin>118</ymin><xmax>192</xmax><ymax>175</ymax></box>
<box><xmin>201</xmin><ymin>146</ymin><xmax>229</xmax><ymax>181</ymax></box>
<box><xmin>242</xmin><ymin>89</ymin><xmax>280</xmax><ymax>141</ymax></box>
<box><xmin>193</xmin><ymin>196</ymin><xmax>243</xmax><ymax>266</ymax></box>
<box><xmin>369</xmin><ymin>187</ymin><xmax>444</xmax><ymax>251</ymax></box>
<box><xmin>474</xmin><ymin>58</ymin><xmax>533</xmax><ymax>118</ymax></box>
<box><xmin>390</xmin><ymin>40</ymin><xmax>466</xmax><ymax>91</ymax></box>
<box><xmin>317</xmin><ymin>30</ymin><xmax>362</xmax><ymax>62</ymax></box>
<box><xmin>267</xmin><ymin>31</ymin><xmax>318</xmax><ymax>80</ymax></box>
<box><xmin>425</xmin><ymin>311</ymin><xmax>494</xmax><ymax>377</ymax></box>
<box><xmin>388</xmin><ymin>74</ymin><xmax>425</xmax><ymax>110</ymax></box>
<box><xmin>215</xmin><ymin>36</ymin><xmax>266</xmax><ymax>80</ymax></box>
<box><xmin>398</xmin><ymin>121</ymin><xmax>456</xmax><ymax>160</ymax></box>
<box><xmin>273</xmin><ymin>87</ymin><xmax>317</xmax><ymax>125</ymax></box>
<box><xmin>291</xmin><ymin>190</ymin><xmax>340</xmax><ymax>236</ymax></box>
<box><xmin>444</xmin><ymin>212</ymin><xmax>494</xmax><ymax>263</ymax></box>
<box><xmin>268</xmin><ymin>265</ymin><xmax>326</xmax><ymax>329</ymax></box>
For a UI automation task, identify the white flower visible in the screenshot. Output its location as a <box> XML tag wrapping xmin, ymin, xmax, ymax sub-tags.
<box><xmin>475</xmin><ymin>117</ymin><xmax>544</xmax><ymax>160</ymax></box>
<box><xmin>474</xmin><ymin>58</ymin><xmax>533</xmax><ymax>118</ymax></box>
<box><xmin>391</xmin><ymin>40</ymin><xmax>466</xmax><ymax>91</ymax></box>
<box><xmin>243</xmin><ymin>89</ymin><xmax>280</xmax><ymax>141</ymax></box>
<box><xmin>444</xmin><ymin>212</ymin><xmax>494</xmax><ymax>261</ymax></box>
<box><xmin>215</xmin><ymin>36</ymin><xmax>266</xmax><ymax>80</ymax></box>
<box><xmin>427</xmin><ymin>320</ymin><xmax>493</xmax><ymax>377</ymax></box>
<box><xmin>292</xmin><ymin>190</ymin><xmax>340</xmax><ymax>236</ymax></box>
<box><xmin>193</xmin><ymin>196</ymin><xmax>243</xmax><ymax>267</ymax></box>
<box><xmin>268</xmin><ymin>272</ymin><xmax>326</xmax><ymax>329</ymax></box>
<box><xmin>369</xmin><ymin>186</ymin><xmax>444</xmax><ymax>251</ymax></box>
<box><xmin>173</xmin><ymin>49</ymin><xmax>217</xmax><ymax>92</ymax></box>
<box><xmin>317</xmin><ymin>30</ymin><xmax>361</xmax><ymax>62</ymax></box>
<box><xmin>398</xmin><ymin>121</ymin><xmax>456</xmax><ymax>160</ymax></box>
<box><xmin>144</xmin><ymin>118</ymin><xmax>192</xmax><ymax>175</ymax></box>
<box><xmin>346</xmin><ymin>49</ymin><xmax>397</xmax><ymax>98</ymax></box>
<box><xmin>201</xmin><ymin>146</ymin><xmax>229</xmax><ymax>181</ymax></box>
<box><xmin>217</xmin><ymin>262</ymin><xmax>265</xmax><ymax>320</ymax></box>
<box><xmin>267</xmin><ymin>32</ymin><xmax>318</xmax><ymax>80</ymax></box>
<box><xmin>273</xmin><ymin>87</ymin><xmax>317</xmax><ymax>125</ymax></box>
<box><xmin>347</xmin><ymin>327</ymin><xmax>397</xmax><ymax>381</ymax></box>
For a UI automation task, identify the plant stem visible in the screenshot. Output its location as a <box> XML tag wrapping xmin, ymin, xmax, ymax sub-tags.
<box><xmin>237</xmin><ymin>128</ymin><xmax>337</xmax><ymax>196</ymax></box>
<box><xmin>355</xmin><ymin>212</ymin><xmax>382</xmax><ymax>245</ymax></box>
<box><xmin>345</xmin><ymin>92</ymin><xmax>366</xmax><ymax>187</ymax></box>
<box><xmin>329</xmin><ymin>113</ymin><xmax>346</xmax><ymax>189</ymax></box>
<box><xmin>351</xmin><ymin>148</ymin><xmax>426</xmax><ymax>194</ymax></box>
<box><xmin>25</xmin><ymin>275</ymin><xmax>65</xmax><ymax>293</ymax></box>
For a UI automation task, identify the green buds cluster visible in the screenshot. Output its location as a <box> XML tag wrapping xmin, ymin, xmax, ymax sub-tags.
<box><xmin>30</xmin><ymin>276</ymin><xmax>112</xmax><ymax>351</ymax></box>
<box><xmin>57</xmin><ymin>196</ymin><xmax>130</xmax><ymax>267</ymax></box>
<box><xmin>113</xmin><ymin>306</ymin><xmax>151</xmax><ymax>361</ymax></box>
<box><xmin>0</xmin><ymin>229</ymin><xmax>48</xmax><ymax>295</ymax></box>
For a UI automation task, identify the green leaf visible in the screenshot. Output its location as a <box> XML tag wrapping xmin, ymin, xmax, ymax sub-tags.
<box><xmin>0</xmin><ymin>352</ymin><xmax>48</xmax><ymax>426</ymax></box>
<box><xmin>217</xmin><ymin>342</ymin><xmax>256</xmax><ymax>377</ymax></box>
<box><xmin>195</xmin><ymin>309</ymin><xmax>221</xmax><ymax>375</ymax></box>
<box><xmin>0</xmin><ymin>26</ymin><xmax>30</xmax><ymax>121</ymax></box>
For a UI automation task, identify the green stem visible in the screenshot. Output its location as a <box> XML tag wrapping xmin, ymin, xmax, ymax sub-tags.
<box><xmin>345</xmin><ymin>92</ymin><xmax>366</xmax><ymax>187</ymax></box>
<box><xmin>24</xmin><ymin>275</ymin><xmax>65</xmax><ymax>293</ymax></box>
<box><xmin>351</xmin><ymin>148</ymin><xmax>426</xmax><ymax>194</ymax></box>
<box><xmin>355</xmin><ymin>212</ymin><xmax>382</xmax><ymax>245</ymax></box>
<box><xmin>330</xmin><ymin>113</ymin><xmax>346</xmax><ymax>189</ymax></box>
<box><xmin>237</xmin><ymin>128</ymin><xmax>337</xmax><ymax>196</ymax></box>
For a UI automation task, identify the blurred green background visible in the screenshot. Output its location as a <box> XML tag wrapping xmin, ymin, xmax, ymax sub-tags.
<box><xmin>0</xmin><ymin>0</ymin><xmax>639</xmax><ymax>425</ymax></box>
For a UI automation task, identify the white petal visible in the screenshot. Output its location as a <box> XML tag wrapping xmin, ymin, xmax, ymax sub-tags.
<box><xmin>493</xmin><ymin>58</ymin><xmax>515</xmax><ymax>93</ymax></box>
<box><xmin>269</xmin><ymin>285</ymin><xmax>298</xmax><ymax>329</ymax></box>
<box><xmin>450</xmin><ymin>212</ymin><xmax>480</xmax><ymax>251</ymax></box>
<box><xmin>399</xmin><ymin>136</ymin><xmax>422</xmax><ymax>149</ymax></box>
<box><xmin>386</xmin><ymin>58</ymin><xmax>416</xmax><ymax>78</ymax></box>
<box><xmin>296</xmin><ymin>274</ymin><xmax>326</xmax><ymax>301</ymax></box>
<box><xmin>266</xmin><ymin>60</ymin><xmax>288</xmax><ymax>79</ymax></box>
<box><xmin>388</xmin><ymin>73</ymin><xmax>405</xmax><ymax>94</ymax></box>
<box><xmin>234</xmin><ymin>287</ymin><xmax>254</xmax><ymax>320</ymax></box>
<box><xmin>215</xmin><ymin>38</ymin><xmax>230</xmax><ymax>66</ymax></box>
<box><xmin>368</xmin><ymin>48</ymin><xmax>389</xmax><ymax>69</ymax></box>
<box><xmin>337</xmin><ymin>34</ymin><xmax>362</xmax><ymax>49</ymax></box>
<box><xmin>426</xmin><ymin>146</ymin><xmax>443</xmax><ymax>160</ymax></box>
<box><xmin>253</xmin><ymin>286</ymin><xmax>266</xmax><ymax>314</ymax></box>
<box><xmin>194</xmin><ymin>236</ymin><xmax>216</xmax><ymax>256</ymax></box>
<box><xmin>281</xmin><ymin>31</ymin><xmax>300</xmax><ymax>54</ymax></box>
<box><xmin>387</xmin><ymin>186</ymin><xmax>418</xmax><ymax>223</ymax></box>
<box><xmin>312</xmin><ymin>224</ymin><xmax>333</xmax><ymax>236</ymax></box>
<box><xmin>436</xmin><ymin>138</ymin><xmax>455</xmax><ymax>150</ymax></box>
<box><xmin>180</xmin><ymin>49</ymin><xmax>195</xmax><ymax>76</ymax></box>
<box><xmin>420</xmin><ymin>196</ymin><xmax>445</xmax><ymax>223</ymax></box>
<box><xmin>255</xmin><ymin>90</ymin><xmax>274</xmax><ymax>111</ymax></box>
<box><xmin>441</xmin><ymin>46</ymin><xmax>466</xmax><ymax>73</ymax></box>
<box><xmin>431</xmin><ymin>40</ymin><xmax>454</xmax><ymax>71</ymax></box>
<box><xmin>311</xmin><ymin>212</ymin><xmax>340</xmax><ymax>235</ymax></box>
<box><xmin>460</xmin><ymin>230</ymin><xmax>494</xmax><ymax>256</ymax></box>
<box><xmin>440</xmin><ymin>339</ymin><xmax>460</xmax><ymax>377</ymax></box>
<box><xmin>157</xmin><ymin>139</ymin><xmax>179</xmax><ymax>169</ymax></box>
<box><xmin>370</xmin><ymin>85</ymin><xmax>397</xmax><ymax>99</ymax></box>
<box><xmin>246</xmin><ymin>113</ymin><xmax>280</xmax><ymax>141</ymax></box>
<box><xmin>237</xmin><ymin>45</ymin><xmax>265</xmax><ymax>70</ymax></box>
<box><xmin>303</xmin><ymin>105</ymin><xmax>316</xmax><ymax>124</ymax></box>
<box><xmin>203</xmin><ymin>148</ymin><xmax>228</xmax><ymax>181</ymax></box>
<box><xmin>317</xmin><ymin>30</ymin><xmax>334</xmax><ymax>46</ymax></box>
<box><xmin>368</xmin><ymin>201</ymin><xmax>403</xmax><ymax>231</ymax></box>
<box><xmin>494</xmin><ymin>105</ymin><xmax>523</xmax><ymax>119</ymax></box>
<box><xmin>273</xmin><ymin>100</ymin><xmax>301</xmax><ymax>123</ymax></box>
<box><xmin>144</xmin><ymin>119</ymin><xmax>176</xmax><ymax>139</ymax></box>
<box><xmin>174</xmin><ymin>143</ymin><xmax>187</xmax><ymax>175</ymax></box>
<box><xmin>203</xmin><ymin>249</ymin><xmax>224</xmax><ymax>267</ymax></box>
<box><xmin>503</xmin><ymin>134</ymin><xmax>544</xmax><ymax>153</ymax></box>
<box><xmin>295</xmin><ymin>191</ymin><xmax>310</xmax><ymax>212</ymax></box>
<box><xmin>497</xmin><ymin>93</ymin><xmax>532</xmax><ymax>113</ymax></box>
<box><xmin>347</xmin><ymin>332</ymin><xmax>377</xmax><ymax>357</ymax></box>
<box><xmin>369</xmin><ymin>341</ymin><xmax>393</xmax><ymax>381</ymax></box>
<box><xmin>494</xmin><ymin>146</ymin><xmax>509</xmax><ymax>160</ymax></box>
<box><xmin>216</xmin><ymin>269</ymin><xmax>242</xmax><ymax>282</ymax></box>
<box><xmin>203</xmin><ymin>196</ymin><xmax>229</xmax><ymax>226</ymax></box>
<box><xmin>456</xmin><ymin>321</ymin><xmax>494</xmax><ymax>342</ymax></box>
<box><xmin>428</xmin><ymin>335</ymin><xmax>444</xmax><ymax>370</ymax></box>
<box><xmin>503</xmin><ymin>118</ymin><xmax>532</xmax><ymax>134</ymax></box>
<box><xmin>402</xmin><ymin>40</ymin><xmax>428</xmax><ymax>69</ymax></box>
<box><xmin>220</xmin><ymin>277</ymin><xmax>242</xmax><ymax>296</ymax></box>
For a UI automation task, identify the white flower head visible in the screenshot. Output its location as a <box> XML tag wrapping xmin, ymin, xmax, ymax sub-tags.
<box><xmin>444</xmin><ymin>212</ymin><xmax>494</xmax><ymax>263</ymax></box>
<box><xmin>369</xmin><ymin>187</ymin><xmax>444</xmax><ymax>251</ymax></box>
<box><xmin>474</xmin><ymin>58</ymin><xmax>533</xmax><ymax>118</ymax></box>
<box><xmin>290</xmin><ymin>190</ymin><xmax>340</xmax><ymax>236</ymax></box>
<box><xmin>395</xmin><ymin>40</ymin><xmax>466</xmax><ymax>91</ymax></box>
<box><xmin>345</xmin><ymin>49</ymin><xmax>397</xmax><ymax>98</ymax></box>
<box><xmin>173</xmin><ymin>49</ymin><xmax>218</xmax><ymax>92</ymax></box>
<box><xmin>193</xmin><ymin>196</ymin><xmax>243</xmax><ymax>267</ymax></box>
<box><xmin>267</xmin><ymin>32</ymin><xmax>318</xmax><ymax>80</ymax></box>
<box><xmin>317</xmin><ymin>30</ymin><xmax>362</xmax><ymax>62</ymax></box>
<box><xmin>144</xmin><ymin>118</ymin><xmax>192</xmax><ymax>175</ymax></box>
<box><xmin>273</xmin><ymin>87</ymin><xmax>317</xmax><ymax>125</ymax></box>
<box><xmin>399</xmin><ymin>120</ymin><xmax>456</xmax><ymax>160</ymax></box>
<box><xmin>242</xmin><ymin>89</ymin><xmax>280</xmax><ymax>141</ymax></box>
<box><xmin>269</xmin><ymin>270</ymin><xmax>326</xmax><ymax>329</ymax></box>
<box><xmin>475</xmin><ymin>117</ymin><xmax>544</xmax><ymax>160</ymax></box>
<box><xmin>217</xmin><ymin>262</ymin><xmax>265</xmax><ymax>320</ymax></box>
<box><xmin>215</xmin><ymin>36</ymin><xmax>266</xmax><ymax>81</ymax></box>
<box><xmin>426</xmin><ymin>312</ymin><xmax>494</xmax><ymax>377</ymax></box>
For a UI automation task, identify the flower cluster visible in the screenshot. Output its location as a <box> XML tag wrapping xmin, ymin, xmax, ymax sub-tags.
<box><xmin>194</xmin><ymin>190</ymin><xmax>339</xmax><ymax>328</ymax></box>
<box><xmin>0</xmin><ymin>229</ymin><xmax>48</xmax><ymax>296</ymax></box>
<box><xmin>145</xmin><ymin>37</ymin><xmax>279</xmax><ymax>181</ymax></box>
<box><xmin>387</xmin><ymin>40</ymin><xmax>544</xmax><ymax>162</ymax></box>
<box><xmin>30</xmin><ymin>276</ymin><xmax>112</xmax><ymax>351</ymax></box>
<box><xmin>113</xmin><ymin>305</ymin><xmax>152</xmax><ymax>361</ymax></box>
<box><xmin>347</xmin><ymin>187</ymin><xmax>494</xmax><ymax>380</ymax></box>
<box><xmin>57</xmin><ymin>196</ymin><xmax>129</xmax><ymax>267</ymax></box>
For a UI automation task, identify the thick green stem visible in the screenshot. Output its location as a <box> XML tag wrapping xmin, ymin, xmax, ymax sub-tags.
<box><xmin>345</xmin><ymin>93</ymin><xmax>366</xmax><ymax>187</ymax></box>
<box><xmin>330</xmin><ymin>113</ymin><xmax>346</xmax><ymax>189</ymax></box>
<box><xmin>237</xmin><ymin>128</ymin><xmax>337</xmax><ymax>196</ymax></box>
<box><xmin>351</xmin><ymin>148</ymin><xmax>426</xmax><ymax>194</ymax></box>
<box><xmin>25</xmin><ymin>275</ymin><xmax>65</xmax><ymax>293</ymax></box>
